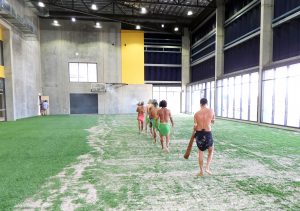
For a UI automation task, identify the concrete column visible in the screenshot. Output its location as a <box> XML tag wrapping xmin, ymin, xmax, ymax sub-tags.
<box><xmin>1</xmin><ymin>21</ymin><xmax>16</xmax><ymax>121</ymax></box>
<box><xmin>181</xmin><ymin>27</ymin><xmax>190</xmax><ymax>113</ymax></box>
<box><xmin>258</xmin><ymin>0</ymin><xmax>274</xmax><ymax>123</ymax></box>
<box><xmin>215</xmin><ymin>0</ymin><xmax>225</xmax><ymax>113</ymax></box>
<box><xmin>215</xmin><ymin>0</ymin><xmax>225</xmax><ymax>79</ymax></box>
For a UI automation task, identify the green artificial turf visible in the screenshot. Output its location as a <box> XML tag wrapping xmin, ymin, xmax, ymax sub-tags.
<box><xmin>0</xmin><ymin>115</ymin><xmax>97</xmax><ymax>211</ymax></box>
<box><xmin>1</xmin><ymin>114</ymin><xmax>300</xmax><ymax>210</ymax></box>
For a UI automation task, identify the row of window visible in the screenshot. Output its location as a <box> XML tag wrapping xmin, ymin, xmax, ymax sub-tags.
<box><xmin>187</xmin><ymin>63</ymin><xmax>300</xmax><ymax>128</ymax></box>
<box><xmin>69</xmin><ymin>63</ymin><xmax>97</xmax><ymax>82</ymax></box>
<box><xmin>152</xmin><ymin>86</ymin><xmax>182</xmax><ymax>114</ymax></box>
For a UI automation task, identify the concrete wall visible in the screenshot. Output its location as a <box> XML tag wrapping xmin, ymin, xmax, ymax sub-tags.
<box><xmin>1</xmin><ymin>0</ymin><xmax>42</xmax><ymax>120</ymax></box>
<box><xmin>40</xmin><ymin>20</ymin><xmax>152</xmax><ymax>114</ymax></box>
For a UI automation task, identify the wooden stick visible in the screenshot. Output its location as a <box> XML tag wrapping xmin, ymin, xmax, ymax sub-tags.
<box><xmin>183</xmin><ymin>131</ymin><xmax>195</xmax><ymax>159</ymax></box>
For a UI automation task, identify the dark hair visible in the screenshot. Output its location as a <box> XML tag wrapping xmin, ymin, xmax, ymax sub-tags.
<box><xmin>152</xmin><ymin>99</ymin><xmax>158</xmax><ymax>107</ymax></box>
<box><xmin>159</xmin><ymin>100</ymin><xmax>167</xmax><ymax>108</ymax></box>
<box><xmin>200</xmin><ymin>98</ymin><xmax>208</xmax><ymax>106</ymax></box>
<box><xmin>140</xmin><ymin>101</ymin><xmax>144</xmax><ymax>106</ymax></box>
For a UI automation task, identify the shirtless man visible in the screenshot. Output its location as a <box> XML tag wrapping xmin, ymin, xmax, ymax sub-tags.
<box><xmin>149</xmin><ymin>100</ymin><xmax>159</xmax><ymax>142</ymax></box>
<box><xmin>136</xmin><ymin>101</ymin><xmax>145</xmax><ymax>134</ymax></box>
<box><xmin>145</xmin><ymin>99</ymin><xmax>153</xmax><ymax>133</ymax></box>
<box><xmin>194</xmin><ymin>98</ymin><xmax>215</xmax><ymax>176</ymax></box>
<box><xmin>156</xmin><ymin>100</ymin><xmax>174</xmax><ymax>152</ymax></box>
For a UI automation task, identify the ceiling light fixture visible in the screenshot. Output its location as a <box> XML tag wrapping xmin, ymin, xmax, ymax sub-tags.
<box><xmin>161</xmin><ymin>24</ymin><xmax>165</xmax><ymax>28</ymax></box>
<box><xmin>140</xmin><ymin>7</ymin><xmax>147</xmax><ymax>14</ymax></box>
<box><xmin>52</xmin><ymin>20</ymin><xmax>60</xmax><ymax>26</ymax></box>
<box><xmin>136</xmin><ymin>25</ymin><xmax>141</xmax><ymax>30</ymax></box>
<box><xmin>187</xmin><ymin>10</ymin><xmax>193</xmax><ymax>16</ymax></box>
<box><xmin>95</xmin><ymin>22</ymin><xmax>102</xmax><ymax>28</ymax></box>
<box><xmin>174</xmin><ymin>27</ymin><xmax>179</xmax><ymax>32</ymax></box>
<box><xmin>91</xmin><ymin>3</ymin><xmax>98</xmax><ymax>10</ymax></box>
<box><xmin>38</xmin><ymin>1</ymin><xmax>45</xmax><ymax>8</ymax></box>
<box><xmin>71</xmin><ymin>17</ymin><xmax>76</xmax><ymax>22</ymax></box>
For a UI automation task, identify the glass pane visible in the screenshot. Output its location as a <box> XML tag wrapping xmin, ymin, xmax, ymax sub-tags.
<box><xmin>167</xmin><ymin>87</ymin><xmax>181</xmax><ymax>92</ymax></box>
<box><xmin>153</xmin><ymin>87</ymin><xmax>159</xmax><ymax>92</ymax></box>
<box><xmin>160</xmin><ymin>91</ymin><xmax>167</xmax><ymax>101</ymax></box>
<box><xmin>88</xmin><ymin>64</ymin><xmax>97</xmax><ymax>82</ymax></box>
<box><xmin>262</xmin><ymin>80</ymin><xmax>273</xmax><ymax>123</ymax></box>
<box><xmin>228</xmin><ymin>77</ymin><xmax>234</xmax><ymax>118</ymax></box>
<box><xmin>275</xmin><ymin>66</ymin><xmax>287</xmax><ymax>79</ymax></box>
<box><xmin>263</xmin><ymin>69</ymin><xmax>274</xmax><ymax>80</ymax></box>
<box><xmin>211</xmin><ymin>86</ymin><xmax>215</xmax><ymax>111</ymax></box>
<box><xmin>153</xmin><ymin>91</ymin><xmax>159</xmax><ymax>102</ymax></box>
<box><xmin>288</xmin><ymin>64</ymin><xmax>300</xmax><ymax>77</ymax></box>
<box><xmin>242</xmin><ymin>74</ymin><xmax>250</xmax><ymax>83</ymax></box>
<box><xmin>241</xmin><ymin>79</ymin><xmax>249</xmax><ymax>120</ymax></box>
<box><xmin>206</xmin><ymin>87</ymin><xmax>211</xmax><ymax>108</ymax></box>
<box><xmin>167</xmin><ymin>91</ymin><xmax>181</xmax><ymax>114</ymax></box>
<box><xmin>273</xmin><ymin>75</ymin><xmax>286</xmax><ymax>125</ymax></box>
<box><xmin>78</xmin><ymin>63</ymin><xmax>88</xmax><ymax>82</ymax></box>
<box><xmin>234</xmin><ymin>78</ymin><xmax>241</xmax><ymax>119</ymax></box>
<box><xmin>222</xmin><ymin>78</ymin><xmax>228</xmax><ymax>117</ymax></box>
<box><xmin>192</xmin><ymin>90</ymin><xmax>200</xmax><ymax>113</ymax></box>
<box><xmin>69</xmin><ymin>63</ymin><xmax>78</xmax><ymax>82</ymax></box>
<box><xmin>249</xmin><ymin>73</ymin><xmax>258</xmax><ymax>121</ymax></box>
<box><xmin>286</xmin><ymin>76</ymin><xmax>300</xmax><ymax>127</ymax></box>
<box><xmin>217</xmin><ymin>86</ymin><xmax>222</xmax><ymax>116</ymax></box>
<box><xmin>160</xmin><ymin>87</ymin><xmax>167</xmax><ymax>92</ymax></box>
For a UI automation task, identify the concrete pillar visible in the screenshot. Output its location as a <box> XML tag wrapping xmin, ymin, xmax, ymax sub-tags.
<box><xmin>258</xmin><ymin>0</ymin><xmax>274</xmax><ymax>123</ymax></box>
<box><xmin>215</xmin><ymin>0</ymin><xmax>225</xmax><ymax>113</ymax></box>
<box><xmin>215</xmin><ymin>0</ymin><xmax>225</xmax><ymax>79</ymax></box>
<box><xmin>0</xmin><ymin>21</ymin><xmax>16</xmax><ymax>121</ymax></box>
<box><xmin>181</xmin><ymin>27</ymin><xmax>190</xmax><ymax>113</ymax></box>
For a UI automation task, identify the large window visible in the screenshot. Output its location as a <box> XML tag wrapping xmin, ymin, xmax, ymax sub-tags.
<box><xmin>216</xmin><ymin>72</ymin><xmax>258</xmax><ymax>121</ymax></box>
<box><xmin>262</xmin><ymin>64</ymin><xmax>300</xmax><ymax>127</ymax></box>
<box><xmin>69</xmin><ymin>63</ymin><xmax>97</xmax><ymax>82</ymax></box>
<box><xmin>188</xmin><ymin>80</ymin><xmax>215</xmax><ymax>114</ymax></box>
<box><xmin>152</xmin><ymin>86</ymin><xmax>181</xmax><ymax>114</ymax></box>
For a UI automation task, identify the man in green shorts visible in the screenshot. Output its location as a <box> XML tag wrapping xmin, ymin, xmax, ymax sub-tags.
<box><xmin>156</xmin><ymin>100</ymin><xmax>174</xmax><ymax>152</ymax></box>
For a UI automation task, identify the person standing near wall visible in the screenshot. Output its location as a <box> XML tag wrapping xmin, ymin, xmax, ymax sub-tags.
<box><xmin>194</xmin><ymin>98</ymin><xmax>215</xmax><ymax>176</ymax></box>
<box><xmin>42</xmin><ymin>100</ymin><xmax>49</xmax><ymax>116</ymax></box>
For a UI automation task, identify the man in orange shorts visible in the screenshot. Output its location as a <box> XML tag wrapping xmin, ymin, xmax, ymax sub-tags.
<box><xmin>136</xmin><ymin>101</ymin><xmax>145</xmax><ymax>134</ymax></box>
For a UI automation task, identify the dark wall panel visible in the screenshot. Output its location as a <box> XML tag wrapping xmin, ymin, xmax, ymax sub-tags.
<box><xmin>224</xmin><ymin>36</ymin><xmax>259</xmax><ymax>74</ymax></box>
<box><xmin>191</xmin><ymin>45</ymin><xmax>215</xmax><ymax>62</ymax></box>
<box><xmin>192</xmin><ymin>15</ymin><xmax>216</xmax><ymax>45</ymax></box>
<box><xmin>145</xmin><ymin>52</ymin><xmax>181</xmax><ymax>64</ymax></box>
<box><xmin>145</xmin><ymin>66</ymin><xmax>181</xmax><ymax>81</ymax></box>
<box><xmin>274</xmin><ymin>0</ymin><xmax>300</xmax><ymax>18</ymax></box>
<box><xmin>225</xmin><ymin>0</ymin><xmax>254</xmax><ymax>19</ymax></box>
<box><xmin>70</xmin><ymin>94</ymin><xmax>98</xmax><ymax>114</ymax></box>
<box><xmin>191</xmin><ymin>57</ymin><xmax>215</xmax><ymax>82</ymax></box>
<box><xmin>273</xmin><ymin>17</ymin><xmax>300</xmax><ymax>61</ymax></box>
<box><xmin>225</xmin><ymin>5</ymin><xmax>260</xmax><ymax>44</ymax></box>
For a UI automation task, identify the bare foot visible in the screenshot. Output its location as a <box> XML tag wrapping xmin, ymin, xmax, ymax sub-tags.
<box><xmin>197</xmin><ymin>172</ymin><xmax>204</xmax><ymax>177</ymax></box>
<box><xmin>205</xmin><ymin>169</ymin><xmax>212</xmax><ymax>175</ymax></box>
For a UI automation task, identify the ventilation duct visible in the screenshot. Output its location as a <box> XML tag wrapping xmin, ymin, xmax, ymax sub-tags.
<box><xmin>0</xmin><ymin>0</ymin><xmax>38</xmax><ymax>36</ymax></box>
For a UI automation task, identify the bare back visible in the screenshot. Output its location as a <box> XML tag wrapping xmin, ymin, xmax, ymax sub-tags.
<box><xmin>194</xmin><ymin>107</ymin><xmax>215</xmax><ymax>131</ymax></box>
<box><xmin>149</xmin><ymin>107</ymin><xmax>158</xmax><ymax>119</ymax></box>
<box><xmin>157</xmin><ymin>108</ymin><xmax>171</xmax><ymax>124</ymax></box>
<box><xmin>136</xmin><ymin>106</ymin><xmax>145</xmax><ymax>115</ymax></box>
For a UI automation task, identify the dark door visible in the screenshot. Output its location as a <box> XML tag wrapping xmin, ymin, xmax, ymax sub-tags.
<box><xmin>70</xmin><ymin>93</ymin><xmax>98</xmax><ymax>114</ymax></box>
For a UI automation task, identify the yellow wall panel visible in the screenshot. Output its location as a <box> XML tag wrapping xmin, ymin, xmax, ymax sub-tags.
<box><xmin>121</xmin><ymin>30</ymin><xmax>144</xmax><ymax>84</ymax></box>
<box><xmin>0</xmin><ymin>27</ymin><xmax>2</xmax><ymax>41</ymax></box>
<box><xmin>0</xmin><ymin>66</ymin><xmax>5</xmax><ymax>78</ymax></box>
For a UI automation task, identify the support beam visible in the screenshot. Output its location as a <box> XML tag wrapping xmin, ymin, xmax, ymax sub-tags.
<box><xmin>181</xmin><ymin>27</ymin><xmax>190</xmax><ymax>113</ymax></box>
<box><xmin>258</xmin><ymin>0</ymin><xmax>274</xmax><ymax>123</ymax></box>
<box><xmin>116</xmin><ymin>0</ymin><xmax>215</xmax><ymax>8</ymax></box>
<box><xmin>214</xmin><ymin>0</ymin><xmax>224</xmax><ymax>113</ymax></box>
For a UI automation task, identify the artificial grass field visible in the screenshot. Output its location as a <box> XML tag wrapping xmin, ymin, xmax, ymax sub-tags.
<box><xmin>1</xmin><ymin>114</ymin><xmax>299</xmax><ymax>210</ymax></box>
<box><xmin>0</xmin><ymin>115</ymin><xmax>98</xmax><ymax>211</ymax></box>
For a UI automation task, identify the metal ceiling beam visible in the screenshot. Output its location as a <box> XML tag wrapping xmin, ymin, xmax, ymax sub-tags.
<box><xmin>116</xmin><ymin>0</ymin><xmax>216</xmax><ymax>8</ymax></box>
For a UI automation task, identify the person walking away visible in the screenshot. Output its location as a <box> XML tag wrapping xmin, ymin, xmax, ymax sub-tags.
<box><xmin>156</xmin><ymin>100</ymin><xmax>174</xmax><ymax>153</ymax></box>
<box><xmin>194</xmin><ymin>98</ymin><xmax>215</xmax><ymax>176</ymax></box>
